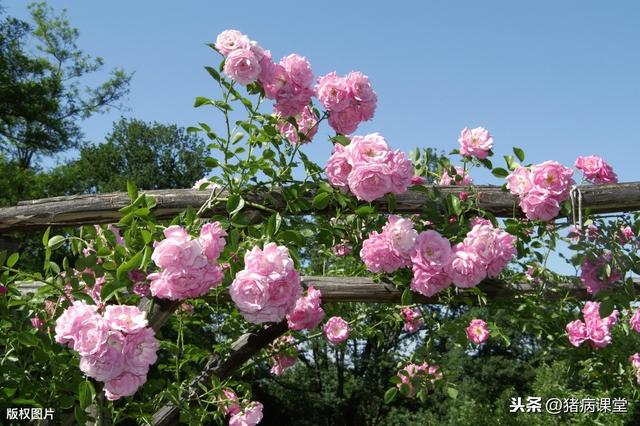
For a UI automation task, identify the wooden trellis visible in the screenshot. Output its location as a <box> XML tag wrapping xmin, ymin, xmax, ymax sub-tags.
<box><xmin>3</xmin><ymin>182</ymin><xmax>640</xmax><ymax>425</ymax></box>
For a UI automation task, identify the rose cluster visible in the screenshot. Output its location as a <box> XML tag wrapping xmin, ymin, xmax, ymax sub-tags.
<box><xmin>216</xmin><ymin>30</ymin><xmax>313</xmax><ymax>118</ymax></box>
<box><xmin>220</xmin><ymin>389</ymin><xmax>264</xmax><ymax>426</ymax></box>
<box><xmin>325</xmin><ymin>133</ymin><xmax>414</xmax><ymax>202</ymax></box>
<box><xmin>465</xmin><ymin>319</ymin><xmax>490</xmax><ymax>344</ymax></box>
<box><xmin>54</xmin><ymin>302</ymin><xmax>158</xmax><ymax>400</ymax></box>
<box><xmin>575</xmin><ymin>155</ymin><xmax>618</xmax><ymax>184</ymax></box>
<box><xmin>566</xmin><ymin>301</ymin><xmax>619</xmax><ymax>349</ymax></box>
<box><xmin>458</xmin><ymin>127</ymin><xmax>493</xmax><ymax>160</ymax></box>
<box><xmin>361</xmin><ymin>216</ymin><xmax>516</xmax><ymax>297</ymax></box>
<box><xmin>147</xmin><ymin>224</ymin><xmax>226</xmax><ymax>300</ymax></box>
<box><xmin>400</xmin><ymin>308</ymin><xmax>424</xmax><ymax>334</ymax></box>
<box><xmin>230</xmin><ymin>243</ymin><xmax>302</xmax><ymax>324</ymax></box>
<box><xmin>269</xmin><ymin>335</ymin><xmax>298</xmax><ymax>376</ymax></box>
<box><xmin>315</xmin><ymin>71</ymin><xmax>377</xmax><ymax>134</ymax></box>
<box><xmin>360</xmin><ymin>215</ymin><xmax>417</xmax><ymax>273</ymax></box>
<box><xmin>507</xmin><ymin>161</ymin><xmax>575</xmax><ymax>221</ymax></box>
<box><xmin>579</xmin><ymin>253</ymin><xmax>622</xmax><ymax>295</ymax></box>
<box><xmin>396</xmin><ymin>362</ymin><xmax>442</xmax><ymax>398</ymax></box>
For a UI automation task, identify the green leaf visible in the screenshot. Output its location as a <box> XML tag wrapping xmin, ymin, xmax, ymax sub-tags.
<box><xmin>449</xmin><ymin>194</ymin><xmax>462</xmax><ymax>215</ymax></box>
<box><xmin>230</xmin><ymin>212</ymin><xmax>252</xmax><ymax>228</ymax></box>
<box><xmin>401</xmin><ymin>288</ymin><xmax>413</xmax><ymax>305</ymax></box>
<box><xmin>384</xmin><ymin>387</ymin><xmax>398</xmax><ymax>404</ymax></box>
<box><xmin>447</xmin><ymin>386</ymin><xmax>459</xmax><ymax>400</ymax></box>
<box><xmin>278</xmin><ymin>230</ymin><xmax>305</xmax><ymax>246</ymax></box>
<box><xmin>355</xmin><ymin>205</ymin><xmax>375</xmax><ymax>216</ymax></box>
<box><xmin>204</xmin><ymin>66</ymin><xmax>221</xmax><ymax>82</ymax></box>
<box><xmin>16</xmin><ymin>331</ymin><xmax>40</xmax><ymax>347</ymax></box>
<box><xmin>47</xmin><ymin>235</ymin><xmax>66</xmax><ymax>250</ymax></box>
<box><xmin>491</xmin><ymin>168</ymin><xmax>510</xmax><ymax>178</ymax></box>
<box><xmin>513</xmin><ymin>147</ymin><xmax>525</xmax><ymax>162</ymax></box>
<box><xmin>6</xmin><ymin>252</ymin><xmax>19</xmax><ymax>267</ymax></box>
<box><xmin>126</xmin><ymin>181</ymin><xmax>138</xmax><ymax>201</ymax></box>
<box><xmin>78</xmin><ymin>381</ymin><xmax>95</xmax><ymax>410</ymax></box>
<box><xmin>226</xmin><ymin>194</ymin><xmax>245</xmax><ymax>216</ymax></box>
<box><xmin>194</xmin><ymin>96</ymin><xmax>211</xmax><ymax>107</ymax></box>
<box><xmin>116</xmin><ymin>249</ymin><xmax>144</xmax><ymax>281</ymax></box>
<box><xmin>312</xmin><ymin>192</ymin><xmax>331</xmax><ymax>210</ymax></box>
<box><xmin>42</xmin><ymin>226</ymin><xmax>51</xmax><ymax>248</ymax></box>
<box><xmin>205</xmin><ymin>157</ymin><xmax>219</xmax><ymax>168</ymax></box>
<box><xmin>100</xmin><ymin>280</ymin><xmax>127</xmax><ymax>302</ymax></box>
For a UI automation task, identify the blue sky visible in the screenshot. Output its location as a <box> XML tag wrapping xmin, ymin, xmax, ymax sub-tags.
<box><xmin>6</xmin><ymin>1</ymin><xmax>640</xmax><ymax>273</ymax></box>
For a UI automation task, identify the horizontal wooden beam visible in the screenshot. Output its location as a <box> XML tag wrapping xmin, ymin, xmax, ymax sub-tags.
<box><xmin>1</xmin><ymin>182</ymin><xmax>639</xmax><ymax>233</ymax></box>
<box><xmin>17</xmin><ymin>276</ymin><xmax>639</xmax><ymax>304</ymax></box>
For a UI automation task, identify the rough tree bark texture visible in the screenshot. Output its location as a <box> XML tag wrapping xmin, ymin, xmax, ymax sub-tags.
<box><xmin>1</xmin><ymin>182</ymin><xmax>639</xmax><ymax>232</ymax></box>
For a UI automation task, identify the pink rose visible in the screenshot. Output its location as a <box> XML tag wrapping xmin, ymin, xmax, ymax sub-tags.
<box><xmin>279</xmin><ymin>54</ymin><xmax>313</xmax><ymax>89</ymax></box>
<box><xmin>122</xmin><ymin>327</ymin><xmax>158</xmax><ymax>376</ymax></box>
<box><xmin>331</xmin><ymin>243</ymin><xmax>352</xmax><ymax>257</ymax></box>
<box><xmin>148</xmin><ymin>263</ymin><xmax>223</xmax><ymax>300</ymax></box>
<box><xmin>315</xmin><ymin>72</ymin><xmax>351</xmax><ymax>112</ymax></box>
<box><xmin>325</xmin><ymin>143</ymin><xmax>352</xmax><ymax>190</ymax></box>
<box><xmin>79</xmin><ymin>331</ymin><xmax>125</xmax><ymax>382</ymax></box>
<box><xmin>31</xmin><ymin>315</ymin><xmax>45</xmax><ymax>330</ymax></box>
<box><xmin>54</xmin><ymin>301</ymin><xmax>107</xmax><ymax>357</ymax></box>
<box><xmin>273</xmin><ymin>83</ymin><xmax>313</xmax><ymax>117</ymax></box>
<box><xmin>411</xmin><ymin>176</ymin><xmax>426</xmax><ymax>185</ymax></box>
<box><xmin>348</xmin><ymin>162</ymin><xmax>392</xmax><ymax>202</ymax></box>
<box><xmin>346</xmin><ymin>71</ymin><xmax>376</xmax><ymax>102</ymax></box>
<box><xmin>389</xmin><ymin>150</ymin><xmax>414</xmax><ymax>195</ymax></box>
<box><xmin>104</xmin><ymin>372</ymin><xmax>146</xmax><ymax>401</ymax></box>
<box><xmin>220</xmin><ymin>389</ymin><xmax>241</xmax><ymax>416</ymax></box>
<box><xmin>401</xmin><ymin>308</ymin><xmax>424</xmax><ymax>333</ymax></box>
<box><xmin>411</xmin><ymin>263</ymin><xmax>451</xmax><ymax>297</ymax></box>
<box><xmin>286</xmin><ymin>286</ymin><xmax>325</xmax><ymax>330</ymax></box>
<box><xmin>411</xmin><ymin>230</ymin><xmax>452</xmax><ymax>268</ymax></box>
<box><xmin>355</xmin><ymin>96</ymin><xmax>377</xmax><ymax>121</ymax></box>
<box><xmin>223</xmin><ymin>49</ymin><xmax>262</xmax><ymax>85</ymax></box>
<box><xmin>519</xmin><ymin>188</ymin><xmax>561</xmax><ymax>222</ymax></box>
<box><xmin>566</xmin><ymin>320</ymin><xmax>588</xmax><ymax>347</ymax></box>
<box><xmin>151</xmin><ymin>226</ymin><xmax>206</xmax><ymax>270</ymax></box>
<box><xmin>631</xmin><ymin>309</ymin><xmax>640</xmax><ymax>333</ymax></box>
<box><xmin>465</xmin><ymin>319</ymin><xmax>490</xmax><ymax>344</ymax></box>
<box><xmin>530</xmin><ymin>161</ymin><xmax>574</xmax><ymax>199</ymax></box>
<box><xmin>231</xmin><ymin>244</ymin><xmax>301</xmax><ymax>324</ymax></box>
<box><xmin>278</xmin><ymin>105</ymin><xmax>319</xmax><ymax>144</ymax></box>
<box><xmin>579</xmin><ymin>256</ymin><xmax>621</xmax><ymax>295</ymax></box>
<box><xmin>327</xmin><ymin>106</ymin><xmax>361</xmax><ymax>135</ymax></box>
<box><xmin>383</xmin><ymin>215</ymin><xmax>418</xmax><ymax>260</ymax></box>
<box><xmin>104</xmin><ymin>305</ymin><xmax>148</xmax><ymax>333</ymax></box>
<box><xmin>346</xmin><ymin>133</ymin><xmax>391</xmax><ymax>166</ymax></box>
<box><xmin>458</xmin><ymin>127</ymin><xmax>493</xmax><ymax>160</ymax></box>
<box><xmin>198</xmin><ymin>222</ymin><xmax>227</xmax><ymax>262</ymax></box>
<box><xmin>215</xmin><ymin>30</ymin><xmax>250</xmax><ymax>56</ymax></box>
<box><xmin>575</xmin><ymin>155</ymin><xmax>618</xmax><ymax>184</ymax></box>
<box><xmin>445</xmin><ymin>243</ymin><xmax>486</xmax><ymax>288</ymax></box>
<box><xmin>506</xmin><ymin>166</ymin><xmax>533</xmax><ymax>195</ymax></box>
<box><xmin>258</xmin><ymin>51</ymin><xmax>288</xmax><ymax>99</ymax></box>
<box><xmin>396</xmin><ymin>362</ymin><xmax>442</xmax><ymax>398</ymax></box>
<box><xmin>360</xmin><ymin>231</ymin><xmax>408</xmax><ymax>273</ymax></box>
<box><xmin>323</xmin><ymin>316</ymin><xmax>350</xmax><ymax>344</ymax></box>
<box><xmin>439</xmin><ymin>166</ymin><xmax>472</xmax><ymax>186</ymax></box>
<box><xmin>229</xmin><ymin>402</ymin><xmax>263</xmax><ymax>426</ymax></box>
<box><xmin>617</xmin><ymin>226</ymin><xmax>635</xmax><ymax>244</ymax></box>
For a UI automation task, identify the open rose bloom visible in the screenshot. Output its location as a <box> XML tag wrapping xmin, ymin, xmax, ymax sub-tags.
<box><xmin>466</xmin><ymin>319</ymin><xmax>490</xmax><ymax>344</ymax></box>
